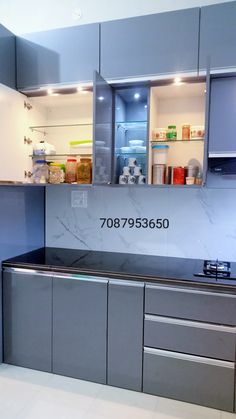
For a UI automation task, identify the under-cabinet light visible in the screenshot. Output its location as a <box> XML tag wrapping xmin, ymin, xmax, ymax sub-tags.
<box><xmin>134</xmin><ymin>93</ymin><xmax>140</xmax><ymax>99</ymax></box>
<box><xmin>173</xmin><ymin>77</ymin><xmax>183</xmax><ymax>86</ymax></box>
<box><xmin>144</xmin><ymin>105</ymin><xmax>147</xmax><ymax>109</ymax></box>
<box><xmin>98</xmin><ymin>96</ymin><xmax>104</xmax><ymax>101</ymax></box>
<box><xmin>47</xmin><ymin>88</ymin><xmax>54</xmax><ymax>95</ymax></box>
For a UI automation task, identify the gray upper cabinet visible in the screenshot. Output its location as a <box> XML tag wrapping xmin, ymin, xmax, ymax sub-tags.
<box><xmin>0</xmin><ymin>24</ymin><xmax>16</xmax><ymax>89</ymax></box>
<box><xmin>53</xmin><ymin>274</ymin><xmax>108</xmax><ymax>384</ymax></box>
<box><xmin>16</xmin><ymin>23</ymin><xmax>99</xmax><ymax>90</ymax></box>
<box><xmin>100</xmin><ymin>8</ymin><xmax>200</xmax><ymax>79</ymax></box>
<box><xmin>209</xmin><ymin>77</ymin><xmax>236</xmax><ymax>155</ymax></box>
<box><xmin>107</xmin><ymin>281</ymin><xmax>144</xmax><ymax>391</ymax></box>
<box><xmin>3</xmin><ymin>270</ymin><xmax>52</xmax><ymax>372</ymax></box>
<box><xmin>199</xmin><ymin>2</ymin><xmax>236</xmax><ymax>72</ymax></box>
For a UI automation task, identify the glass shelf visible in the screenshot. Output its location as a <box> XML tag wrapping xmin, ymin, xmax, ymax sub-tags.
<box><xmin>115</xmin><ymin>152</ymin><xmax>146</xmax><ymax>156</ymax></box>
<box><xmin>30</xmin><ymin>123</ymin><xmax>92</xmax><ymax>129</ymax></box>
<box><xmin>116</xmin><ymin>121</ymin><xmax>147</xmax><ymax>130</ymax></box>
<box><xmin>151</xmin><ymin>139</ymin><xmax>204</xmax><ymax>143</ymax></box>
<box><xmin>30</xmin><ymin>153</ymin><xmax>92</xmax><ymax>158</ymax></box>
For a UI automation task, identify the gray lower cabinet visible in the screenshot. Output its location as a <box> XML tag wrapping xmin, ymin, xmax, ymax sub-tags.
<box><xmin>100</xmin><ymin>8</ymin><xmax>200</xmax><ymax>79</ymax></box>
<box><xmin>0</xmin><ymin>24</ymin><xmax>16</xmax><ymax>89</ymax></box>
<box><xmin>52</xmin><ymin>274</ymin><xmax>108</xmax><ymax>384</ymax></box>
<box><xmin>16</xmin><ymin>23</ymin><xmax>99</xmax><ymax>90</ymax></box>
<box><xmin>107</xmin><ymin>280</ymin><xmax>144</xmax><ymax>391</ymax></box>
<box><xmin>199</xmin><ymin>2</ymin><xmax>236</xmax><ymax>72</ymax></box>
<box><xmin>143</xmin><ymin>348</ymin><xmax>235</xmax><ymax>412</ymax></box>
<box><xmin>3</xmin><ymin>269</ymin><xmax>52</xmax><ymax>372</ymax></box>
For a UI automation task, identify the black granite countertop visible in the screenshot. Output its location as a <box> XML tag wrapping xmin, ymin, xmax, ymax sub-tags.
<box><xmin>3</xmin><ymin>247</ymin><xmax>236</xmax><ymax>292</ymax></box>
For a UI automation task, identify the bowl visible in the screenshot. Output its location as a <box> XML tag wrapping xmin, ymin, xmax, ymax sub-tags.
<box><xmin>129</xmin><ymin>140</ymin><xmax>144</xmax><ymax>147</ymax></box>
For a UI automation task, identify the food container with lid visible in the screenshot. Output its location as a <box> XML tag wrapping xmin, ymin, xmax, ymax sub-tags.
<box><xmin>32</xmin><ymin>160</ymin><xmax>49</xmax><ymax>184</ymax></box>
<box><xmin>152</xmin><ymin>128</ymin><xmax>167</xmax><ymax>141</ymax></box>
<box><xmin>77</xmin><ymin>158</ymin><xmax>92</xmax><ymax>184</ymax></box>
<box><xmin>152</xmin><ymin>164</ymin><xmax>166</xmax><ymax>185</ymax></box>
<box><xmin>65</xmin><ymin>159</ymin><xmax>77</xmax><ymax>183</ymax></box>
<box><xmin>33</xmin><ymin>140</ymin><xmax>55</xmax><ymax>156</ymax></box>
<box><xmin>182</xmin><ymin>124</ymin><xmax>190</xmax><ymax>140</ymax></box>
<box><xmin>172</xmin><ymin>167</ymin><xmax>185</xmax><ymax>185</ymax></box>
<box><xmin>49</xmin><ymin>163</ymin><xmax>61</xmax><ymax>184</ymax></box>
<box><xmin>129</xmin><ymin>140</ymin><xmax>144</xmax><ymax>147</ymax></box>
<box><xmin>167</xmin><ymin>125</ymin><xmax>177</xmax><ymax>139</ymax></box>
<box><xmin>186</xmin><ymin>176</ymin><xmax>195</xmax><ymax>185</ymax></box>
<box><xmin>152</xmin><ymin>145</ymin><xmax>169</xmax><ymax>165</ymax></box>
<box><xmin>190</xmin><ymin>126</ymin><xmax>205</xmax><ymax>139</ymax></box>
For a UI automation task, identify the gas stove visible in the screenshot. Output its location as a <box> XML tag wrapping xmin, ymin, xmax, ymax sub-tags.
<box><xmin>194</xmin><ymin>260</ymin><xmax>233</xmax><ymax>280</ymax></box>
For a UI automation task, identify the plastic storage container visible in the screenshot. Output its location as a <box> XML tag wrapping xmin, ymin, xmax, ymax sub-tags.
<box><xmin>77</xmin><ymin>158</ymin><xmax>92</xmax><ymax>184</ymax></box>
<box><xmin>65</xmin><ymin>159</ymin><xmax>77</xmax><ymax>183</ymax></box>
<box><xmin>49</xmin><ymin>163</ymin><xmax>62</xmax><ymax>184</ymax></box>
<box><xmin>32</xmin><ymin>160</ymin><xmax>49</xmax><ymax>184</ymax></box>
<box><xmin>152</xmin><ymin>145</ymin><xmax>169</xmax><ymax>165</ymax></box>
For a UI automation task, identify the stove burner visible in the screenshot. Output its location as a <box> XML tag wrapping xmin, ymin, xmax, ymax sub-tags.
<box><xmin>203</xmin><ymin>260</ymin><xmax>231</xmax><ymax>278</ymax></box>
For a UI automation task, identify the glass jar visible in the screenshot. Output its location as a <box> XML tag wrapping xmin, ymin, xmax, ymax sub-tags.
<box><xmin>65</xmin><ymin>159</ymin><xmax>77</xmax><ymax>183</ymax></box>
<box><xmin>77</xmin><ymin>158</ymin><xmax>92</xmax><ymax>184</ymax></box>
<box><xmin>167</xmin><ymin>125</ymin><xmax>177</xmax><ymax>139</ymax></box>
<box><xmin>49</xmin><ymin>163</ymin><xmax>62</xmax><ymax>184</ymax></box>
<box><xmin>182</xmin><ymin>124</ymin><xmax>190</xmax><ymax>140</ymax></box>
<box><xmin>32</xmin><ymin>160</ymin><xmax>49</xmax><ymax>184</ymax></box>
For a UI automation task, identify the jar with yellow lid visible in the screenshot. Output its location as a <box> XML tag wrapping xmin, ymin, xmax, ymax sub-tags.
<box><xmin>49</xmin><ymin>163</ymin><xmax>62</xmax><ymax>184</ymax></box>
<box><xmin>77</xmin><ymin>158</ymin><xmax>92</xmax><ymax>184</ymax></box>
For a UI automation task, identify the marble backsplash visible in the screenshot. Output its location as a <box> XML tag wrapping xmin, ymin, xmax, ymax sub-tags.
<box><xmin>45</xmin><ymin>185</ymin><xmax>236</xmax><ymax>261</ymax></box>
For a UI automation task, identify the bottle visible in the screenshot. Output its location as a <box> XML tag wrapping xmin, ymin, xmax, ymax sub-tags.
<box><xmin>77</xmin><ymin>158</ymin><xmax>92</xmax><ymax>184</ymax></box>
<box><xmin>65</xmin><ymin>159</ymin><xmax>77</xmax><ymax>183</ymax></box>
<box><xmin>195</xmin><ymin>171</ymin><xmax>203</xmax><ymax>185</ymax></box>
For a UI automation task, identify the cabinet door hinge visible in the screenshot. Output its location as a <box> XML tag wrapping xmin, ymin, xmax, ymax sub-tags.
<box><xmin>24</xmin><ymin>101</ymin><xmax>33</xmax><ymax>110</ymax></box>
<box><xmin>24</xmin><ymin>136</ymin><xmax>32</xmax><ymax>145</ymax></box>
<box><xmin>24</xmin><ymin>170</ymin><xmax>32</xmax><ymax>179</ymax></box>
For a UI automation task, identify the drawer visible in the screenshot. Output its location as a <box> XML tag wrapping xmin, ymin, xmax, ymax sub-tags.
<box><xmin>143</xmin><ymin>348</ymin><xmax>234</xmax><ymax>412</ymax></box>
<box><xmin>145</xmin><ymin>285</ymin><xmax>236</xmax><ymax>325</ymax></box>
<box><xmin>144</xmin><ymin>315</ymin><xmax>236</xmax><ymax>361</ymax></box>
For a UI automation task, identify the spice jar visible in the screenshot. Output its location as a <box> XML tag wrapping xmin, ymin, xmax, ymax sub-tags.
<box><xmin>167</xmin><ymin>125</ymin><xmax>177</xmax><ymax>139</ymax></box>
<box><xmin>49</xmin><ymin>163</ymin><xmax>61</xmax><ymax>184</ymax></box>
<box><xmin>182</xmin><ymin>124</ymin><xmax>190</xmax><ymax>140</ymax></box>
<box><xmin>65</xmin><ymin>159</ymin><xmax>77</xmax><ymax>183</ymax></box>
<box><xmin>77</xmin><ymin>158</ymin><xmax>92</xmax><ymax>184</ymax></box>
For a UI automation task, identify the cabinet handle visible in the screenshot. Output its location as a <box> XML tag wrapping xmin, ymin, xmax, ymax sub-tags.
<box><xmin>53</xmin><ymin>273</ymin><xmax>108</xmax><ymax>284</ymax></box>
<box><xmin>146</xmin><ymin>284</ymin><xmax>236</xmax><ymax>298</ymax></box>
<box><xmin>109</xmin><ymin>279</ymin><xmax>144</xmax><ymax>287</ymax></box>
<box><xmin>144</xmin><ymin>347</ymin><xmax>234</xmax><ymax>369</ymax></box>
<box><xmin>3</xmin><ymin>267</ymin><xmax>52</xmax><ymax>277</ymax></box>
<box><xmin>145</xmin><ymin>314</ymin><xmax>236</xmax><ymax>332</ymax></box>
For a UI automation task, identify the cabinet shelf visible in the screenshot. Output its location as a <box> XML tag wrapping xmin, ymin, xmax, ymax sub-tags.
<box><xmin>116</xmin><ymin>121</ymin><xmax>147</xmax><ymax>130</ymax></box>
<box><xmin>151</xmin><ymin>139</ymin><xmax>204</xmax><ymax>143</ymax></box>
<box><xmin>30</xmin><ymin>153</ymin><xmax>92</xmax><ymax>158</ymax></box>
<box><xmin>30</xmin><ymin>123</ymin><xmax>93</xmax><ymax>129</ymax></box>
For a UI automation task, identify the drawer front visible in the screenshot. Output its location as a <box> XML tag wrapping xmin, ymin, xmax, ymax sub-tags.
<box><xmin>145</xmin><ymin>285</ymin><xmax>236</xmax><ymax>325</ymax></box>
<box><xmin>143</xmin><ymin>348</ymin><xmax>234</xmax><ymax>412</ymax></box>
<box><xmin>144</xmin><ymin>316</ymin><xmax>236</xmax><ymax>361</ymax></box>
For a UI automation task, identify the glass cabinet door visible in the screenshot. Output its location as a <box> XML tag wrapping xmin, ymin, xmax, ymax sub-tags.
<box><xmin>93</xmin><ymin>71</ymin><xmax>114</xmax><ymax>185</ymax></box>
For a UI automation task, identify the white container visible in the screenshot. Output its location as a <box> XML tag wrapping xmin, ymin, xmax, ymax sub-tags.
<box><xmin>33</xmin><ymin>140</ymin><xmax>55</xmax><ymax>156</ymax></box>
<box><xmin>152</xmin><ymin>145</ymin><xmax>169</xmax><ymax>165</ymax></box>
<box><xmin>152</xmin><ymin>128</ymin><xmax>167</xmax><ymax>141</ymax></box>
<box><xmin>123</xmin><ymin>166</ymin><xmax>130</xmax><ymax>176</ymax></box>
<box><xmin>186</xmin><ymin>176</ymin><xmax>195</xmax><ymax>185</ymax></box>
<box><xmin>133</xmin><ymin>166</ymin><xmax>142</xmax><ymax>176</ymax></box>
<box><xmin>129</xmin><ymin>140</ymin><xmax>144</xmax><ymax>147</ymax></box>
<box><xmin>190</xmin><ymin>126</ymin><xmax>205</xmax><ymax>139</ymax></box>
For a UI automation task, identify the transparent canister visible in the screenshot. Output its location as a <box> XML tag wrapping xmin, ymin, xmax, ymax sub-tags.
<box><xmin>32</xmin><ymin>160</ymin><xmax>49</xmax><ymax>184</ymax></box>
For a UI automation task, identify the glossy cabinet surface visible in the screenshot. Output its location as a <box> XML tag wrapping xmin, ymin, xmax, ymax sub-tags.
<box><xmin>0</xmin><ymin>24</ymin><xmax>16</xmax><ymax>89</ymax></box>
<box><xmin>16</xmin><ymin>24</ymin><xmax>99</xmax><ymax>89</ymax></box>
<box><xmin>53</xmin><ymin>275</ymin><xmax>108</xmax><ymax>384</ymax></box>
<box><xmin>100</xmin><ymin>8</ymin><xmax>200</xmax><ymax>79</ymax></box>
<box><xmin>209</xmin><ymin>77</ymin><xmax>236</xmax><ymax>155</ymax></box>
<box><xmin>3</xmin><ymin>270</ymin><xmax>52</xmax><ymax>372</ymax></box>
<box><xmin>199</xmin><ymin>2</ymin><xmax>236</xmax><ymax>72</ymax></box>
<box><xmin>107</xmin><ymin>281</ymin><xmax>144</xmax><ymax>391</ymax></box>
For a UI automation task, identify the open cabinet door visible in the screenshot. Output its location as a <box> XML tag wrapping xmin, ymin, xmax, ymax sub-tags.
<box><xmin>93</xmin><ymin>71</ymin><xmax>114</xmax><ymax>185</ymax></box>
<box><xmin>203</xmin><ymin>65</ymin><xmax>211</xmax><ymax>186</ymax></box>
<box><xmin>0</xmin><ymin>84</ymin><xmax>32</xmax><ymax>182</ymax></box>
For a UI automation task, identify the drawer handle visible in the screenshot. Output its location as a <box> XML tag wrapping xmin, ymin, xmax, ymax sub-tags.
<box><xmin>144</xmin><ymin>347</ymin><xmax>235</xmax><ymax>369</ymax></box>
<box><xmin>146</xmin><ymin>284</ymin><xmax>236</xmax><ymax>298</ymax></box>
<box><xmin>145</xmin><ymin>314</ymin><xmax>236</xmax><ymax>332</ymax></box>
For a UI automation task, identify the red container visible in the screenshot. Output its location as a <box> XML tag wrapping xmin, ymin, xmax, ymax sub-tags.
<box><xmin>173</xmin><ymin>167</ymin><xmax>185</xmax><ymax>185</ymax></box>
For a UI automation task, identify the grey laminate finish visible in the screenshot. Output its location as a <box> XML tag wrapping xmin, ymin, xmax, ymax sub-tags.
<box><xmin>93</xmin><ymin>71</ymin><xmax>114</xmax><ymax>184</ymax></box>
<box><xmin>16</xmin><ymin>24</ymin><xmax>99</xmax><ymax>89</ymax></box>
<box><xmin>53</xmin><ymin>275</ymin><xmax>108</xmax><ymax>384</ymax></box>
<box><xmin>3</xmin><ymin>271</ymin><xmax>52</xmax><ymax>372</ymax></box>
<box><xmin>0</xmin><ymin>24</ymin><xmax>16</xmax><ymax>89</ymax></box>
<box><xmin>208</xmin><ymin>77</ymin><xmax>236</xmax><ymax>155</ymax></box>
<box><xmin>144</xmin><ymin>316</ymin><xmax>236</xmax><ymax>361</ymax></box>
<box><xmin>145</xmin><ymin>285</ymin><xmax>236</xmax><ymax>325</ymax></box>
<box><xmin>0</xmin><ymin>273</ymin><xmax>2</xmax><ymax>363</ymax></box>
<box><xmin>143</xmin><ymin>350</ymin><xmax>234</xmax><ymax>412</ymax></box>
<box><xmin>107</xmin><ymin>281</ymin><xmax>144</xmax><ymax>391</ymax></box>
<box><xmin>199</xmin><ymin>2</ymin><xmax>236</xmax><ymax>72</ymax></box>
<box><xmin>101</xmin><ymin>8</ymin><xmax>200</xmax><ymax>79</ymax></box>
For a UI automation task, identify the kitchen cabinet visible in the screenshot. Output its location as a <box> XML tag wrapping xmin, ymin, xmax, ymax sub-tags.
<box><xmin>208</xmin><ymin>77</ymin><xmax>236</xmax><ymax>156</ymax></box>
<box><xmin>144</xmin><ymin>283</ymin><xmax>236</xmax><ymax>411</ymax></box>
<box><xmin>16</xmin><ymin>24</ymin><xmax>99</xmax><ymax>90</ymax></box>
<box><xmin>3</xmin><ymin>269</ymin><xmax>52</xmax><ymax>372</ymax></box>
<box><xmin>107</xmin><ymin>280</ymin><xmax>144</xmax><ymax>391</ymax></box>
<box><xmin>100</xmin><ymin>8</ymin><xmax>200</xmax><ymax>80</ymax></box>
<box><xmin>199</xmin><ymin>2</ymin><xmax>236</xmax><ymax>73</ymax></box>
<box><xmin>53</xmin><ymin>274</ymin><xmax>108</xmax><ymax>384</ymax></box>
<box><xmin>0</xmin><ymin>24</ymin><xmax>16</xmax><ymax>89</ymax></box>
